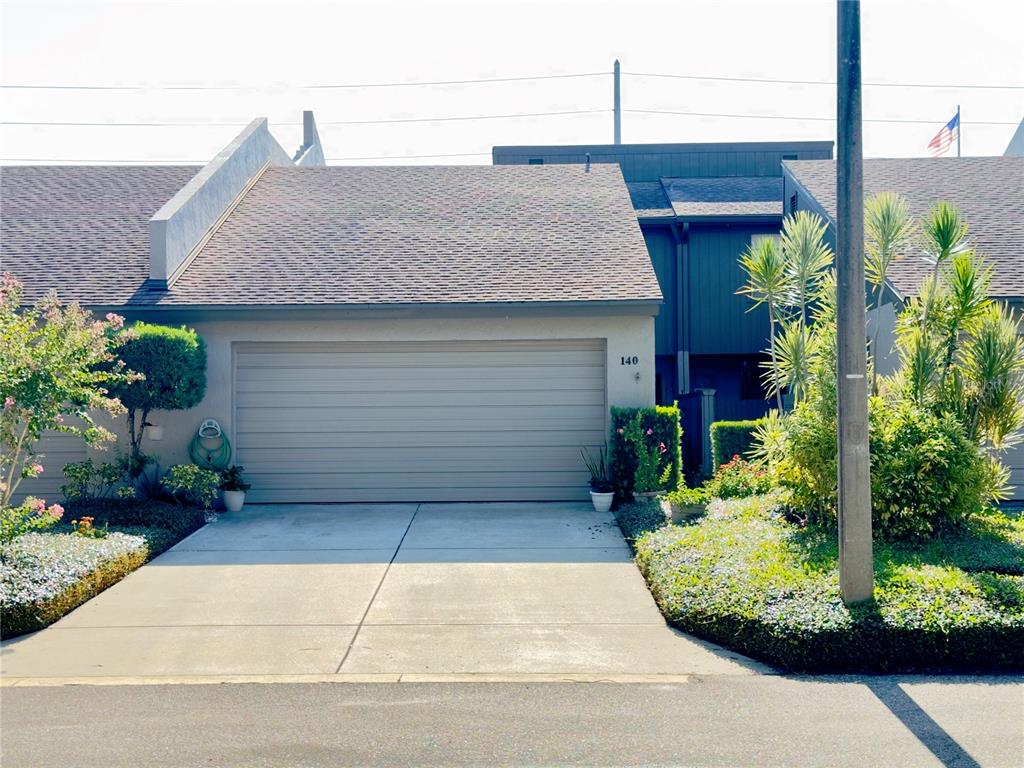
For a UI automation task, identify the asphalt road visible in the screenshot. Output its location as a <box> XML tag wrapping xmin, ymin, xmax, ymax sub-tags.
<box><xmin>2</xmin><ymin>676</ymin><xmax>1021</xmax><ymax>767</ymax></box>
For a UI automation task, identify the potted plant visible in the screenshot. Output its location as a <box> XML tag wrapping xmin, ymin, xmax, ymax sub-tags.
<box><xmin>219</xmin><ymin>465</ymin><xmax>251</xmax><ymax>512</ymax></box>
<box><xmin>581</xmin><ymin>446</ymin><xmax>615</xmax><ymax>512</ymax></box>
<box><xmin>664</xmin><ymin>486</ymin><xmax>707</xmax><ymax>524</ymax></box>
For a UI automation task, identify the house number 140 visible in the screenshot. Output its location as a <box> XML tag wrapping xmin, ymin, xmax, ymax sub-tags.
<box><xmin>620</xmin><ymin>355</ymin><xmax>639</xmax><ymax>365</ymax></box>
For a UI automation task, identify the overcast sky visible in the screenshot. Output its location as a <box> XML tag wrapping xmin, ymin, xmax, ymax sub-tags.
<box><xmin>1</xmin><ymin>0</ymin><xmax>1021</xmax><ymax>165</ymax></box>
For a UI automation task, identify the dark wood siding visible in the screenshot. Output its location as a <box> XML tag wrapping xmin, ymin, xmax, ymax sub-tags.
<box><xmin>686</xmin><ymin>224</ymin><xmax>775</xmax><ymax>355</ymax></box>
<box><xmin>643</xmin><ymin>226</ymin><xmax>678</xmax><ymax>355</ymax></box>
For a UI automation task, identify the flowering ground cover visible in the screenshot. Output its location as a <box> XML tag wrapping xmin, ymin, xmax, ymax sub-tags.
<box><xmin>618</xmin><ymin>495</ymin><xmax>1024</xmax><ymax>672</ymax></box>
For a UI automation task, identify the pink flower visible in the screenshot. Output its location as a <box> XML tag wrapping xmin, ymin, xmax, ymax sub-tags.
<box><xmin>3</xmin><ymin>396</ymin><xmax>13</xmax><ymax>409</ymax></box>
<box><xmin>658</xmin><ymin>442</ymin><xmax>667</xmax><ymax>454</ymax></box>
<box><xmin>55</xmin><ymin>414</ymin><xmax>64</xmax><ymax>424</ymax></box>
<box><xmin>105</xmin><ymin>312</ymin><xmax>124</xmax><ymax>329</ymax></box>
<box><xmin>31</xmin><ymin>498</ymin><xmax>46</xmax><ymax>512</ymax></box>
<box><xmin>646</xmin><ymin>428</ymin><xmax>653</xmax><ymax>436</ymax></box>
<box><xmin>31</xmin><ymin>463</ymin><xmax>43</xmax><ymax>475</ymax></box>
<box><xmin>616</xmin><ymin>428</ymin><xmax>624</xmax><ymax>434</ymax></box>
<box><xmin>47</xmin><ymin>504</ymin><xmax>64</xmax><ymax>520</ymax></box>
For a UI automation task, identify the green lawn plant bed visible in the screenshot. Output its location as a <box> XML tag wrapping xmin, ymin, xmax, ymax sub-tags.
<box><xmin>0</xmin><ymin>498</ymin><xmax>206</xmax><ymax>638</ymax></box>
<box><xmin>621</xmin><ymin>495</ymin><xmax>1024</xmax><ymax>673</ymax></box>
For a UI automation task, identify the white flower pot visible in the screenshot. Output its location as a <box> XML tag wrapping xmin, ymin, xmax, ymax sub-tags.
<box><xmin>143</xmin><ymin>424</ymin><xmax>164</xmax><ymax>441</ymax></box>
<box><xmin>590</xmin><ymin>490</ymin><xmax>614</xmax><ymax>513</ymax></box>
<box><xmin>222</xmin><ymin>490</ymin><xmax>246</xmax><ymax>512</ymax></box>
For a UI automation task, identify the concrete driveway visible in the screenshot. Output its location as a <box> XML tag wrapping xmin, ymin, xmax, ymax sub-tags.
<box><xmin>1</xmin><ymin>503</ymin><xmax>760</xmax><ymax>681</ymax></box>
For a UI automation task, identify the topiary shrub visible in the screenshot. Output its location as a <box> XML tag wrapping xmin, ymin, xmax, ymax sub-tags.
<box><xmin>609</xmin><ymin>405</ymin><xmax>682</xmax><ymax>499</ymax></box>
<box><xmin>107</xmin><ymin>323</ymin><xmax>206</xmax><ymax>476</ymax></box>
<box><xmin>709</xmin><ymin>419</ymin><xmax>764</xmax><ymax>471</ymax></box>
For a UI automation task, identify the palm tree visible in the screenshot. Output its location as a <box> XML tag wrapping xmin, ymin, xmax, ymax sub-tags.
<box><xmin>780</xmin><ymin>211</ymin><xmax>834</xmax><ymax>324</ymax></box>
<box><xmin>738</xmin><ymin>238</ymin><xmax>790</xmax><ymax>411</ymax></box>
<box><xmin>864</xmin><ymin>192</ymin><xmax>915</xmax><ymax>392</ymax></box>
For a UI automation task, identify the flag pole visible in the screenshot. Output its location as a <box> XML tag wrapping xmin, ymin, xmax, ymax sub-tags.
<box><xmin>957</xmin><ymin>104</ymin><xmax>961</xmax><ymax>157</ymax></box>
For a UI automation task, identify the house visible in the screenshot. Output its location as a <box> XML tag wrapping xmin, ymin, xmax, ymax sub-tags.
<box><xmin>783</xmin><ymin>155</ymin><xmax>1024</xmax><ymax>498</ymax></box>
<box><xmin>1005</xmin><ymin>117</ymin><xmax>1024</xmax><ymax>156</ymax></box>
<box><xmin>2</xmin><ymin>113</ymin><xmax>662</xmax><ymax>504</ymax></box>
<box><xmin>493</xmin><ymin>141</ymin><xmax>834</xmax><ymax>472</ymax></box>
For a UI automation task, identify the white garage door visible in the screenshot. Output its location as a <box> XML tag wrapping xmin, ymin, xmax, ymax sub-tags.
<box><xmin>234</xmin><ymin>340</ymin><xmax>607</xmax><ymax>503</ymax></box>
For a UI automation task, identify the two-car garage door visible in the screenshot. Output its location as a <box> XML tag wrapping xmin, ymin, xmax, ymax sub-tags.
<box><xmin>234</xmin><ymin>340</ymin><xmax>607</xmax><ymax>503</ymax></box>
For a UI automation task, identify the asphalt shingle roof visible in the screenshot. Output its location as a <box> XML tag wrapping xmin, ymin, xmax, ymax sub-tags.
<box><xmin>626</xmin><ymin>181</ymin><xmax>674</xmax><ymax>218</ymax></box>
<box><xmin>1</xmin><ymin>163</ymin><xmax>661</xmax><ymax>308</ymax></box>
<box><xmin>144</xmin><ymin>164</ymin><xmax>661</xmax><ymax>306</ymax></box>
<box><xmin>661</xmin><ymin>176</ymin><xmax>783</xmax><ymax>217</ymax></box>
<box><xmin>0</xmin><ymin>165</ymin><xmax>200</xmax><ymax>304</ymax></box>
<box><xmin>785</xmin><ymin>157</ymin><xmax>1024</xmax><ymax>298</ymax></box>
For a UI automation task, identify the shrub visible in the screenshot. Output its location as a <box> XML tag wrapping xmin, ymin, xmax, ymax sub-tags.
<box><xmin>764</xmin><ymin>397</ymin><xmax>998</xmax><ymax>539</ymax></box>
<box><xmin>0</xmin><ymin>497</ymin><xmax>65</xmax><ymax>543</ymax></box>
<box><xmin>609</xmin><ymin>405</ymin><xmax>682</xmax><ymax>498</ymax></box>
<box><xmin>0</xmin><ymin>272</ymin><xmax>133</xmax><ymax>509</ymax></box>
<box><xmin>0</xmin><ymin>531</ymin><xmax>147</xmax><ymax>638</ymax></box>
<box><xmin>709</xmin><ymin>419</ymin><xmax>764</xmax><ymax>471</ymax></box>
<box><xmin>107</xmin><ymin>323</ymin><xmax>207</xmax><ymax>475</ymax></box>
<box><xmin>61</xmin><ymin>458</ymin><xmax>129</xmax><ymax>502</ymax></box>
<box><xmin>163</xmin><ymin>464</ymin><xmax>219</xmax><ymax>510</ymax></box>
<box><xmin>632</xmin><ymin>496</ymin><xmax>1024</xmax><ymax>672</ymax></box>
<box><xmin>704</xmin><ymin>456</ymin><xmax>771</xmax><ymax>499</ymax></box>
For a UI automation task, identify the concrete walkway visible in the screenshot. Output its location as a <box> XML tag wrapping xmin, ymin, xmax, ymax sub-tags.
<box><xmin>1</xmin><ymin>503</ymin><xmax>760</xmax><ymax>681</ymax></box>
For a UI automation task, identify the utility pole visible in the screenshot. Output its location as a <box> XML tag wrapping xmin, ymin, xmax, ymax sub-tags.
<box><xmin>613</xmin><ymin>59</ymin><xmax>622</xmax><ymax>144</ymax></box>
<box><xmin>836</xmin><ymin>0</ymin><xmax>873</xmax><ymax>605</ymax></box>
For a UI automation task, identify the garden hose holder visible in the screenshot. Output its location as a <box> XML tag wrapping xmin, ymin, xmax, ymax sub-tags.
<box><xmin>188</xmin><ymin>418</ymin><xmax>232</xmax><ymax>471</ymax></box>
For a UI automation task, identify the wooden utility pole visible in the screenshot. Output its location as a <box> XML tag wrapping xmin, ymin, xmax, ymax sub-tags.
<box><xmin>613</xmin><ymin>59</ymin><xmax>622</xmax><ymax>144</ymax></box>
<box><xmin>836</xmin><ymin>0</ymin><xmax>874</xmax><ymax>605</ymax></box>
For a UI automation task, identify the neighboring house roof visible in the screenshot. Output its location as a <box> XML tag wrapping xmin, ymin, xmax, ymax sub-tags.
<box><xmin>627</xmin><ymin>181</ymin><xmax>674</xmax><ymax>218</ymax></box>
<box><xmin>661</xmin><ymin>176</ymin><xmax>782</xmax><ymax>218</ymax></box>
<box><xmin>2</xmin><ymin>163</ymin><xmax>661</xmax><ymax>308</ymax></box>
<box><xmin>0</xmin><ymin>165</ymin><xmax>201</xmax><ymax>305</ymax></box>
<box><xmin>1005</xmin><ymin>118</ymin><xmax>1024</xmax><ymax>157</ymax></box>
<box><xmin>784</xmin><ymin>157</ymin><xmax>1024</xmax><ymax>298</ymax></box>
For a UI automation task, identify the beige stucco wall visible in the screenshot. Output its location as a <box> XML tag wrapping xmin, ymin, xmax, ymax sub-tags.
<box><xmin>88</xmin><ymin>312</ymin><xmax>656</xmax><ymax>473</ymax></box>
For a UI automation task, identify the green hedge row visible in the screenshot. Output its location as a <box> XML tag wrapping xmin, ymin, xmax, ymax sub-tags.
<box><xmin>709</xmin><ymin>419</ymin><xmax>764</xmax><ymax>471</ymax></box>
<box><xmin>1</xmin><ymin>532</ymin><xmax>148</xmax><ymax>639</ymax></box>
<box><xmin>630</xmin><ymin>496</ymin><xmax>1024</xmax><ymax>673</ymax></box>
<box><xmin>609</xmin><ymin>405</ymin><xmax>682</xmax><ymax>498</ymax></box>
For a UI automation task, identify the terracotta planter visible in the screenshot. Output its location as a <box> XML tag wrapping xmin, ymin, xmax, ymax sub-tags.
<box><xmin>590</xmin><ymin>490</ymin><xmax>614</xmax><ymax>513</ymax></box>
<box><xmin>222</xmin><ymin>490</ymin><xmax>246</xmax><ymax>512</ymax></box>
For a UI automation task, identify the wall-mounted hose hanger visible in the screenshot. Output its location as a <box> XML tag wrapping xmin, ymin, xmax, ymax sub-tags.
<box><xmin>188</xmin><ymin>418</ymin><xmax>232</xmax><ymax>471</ymax></box>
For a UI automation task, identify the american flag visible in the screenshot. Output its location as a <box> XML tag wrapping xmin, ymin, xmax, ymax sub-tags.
<box><xmin>927</xmin><ymin>112</ymin><xmax>960</xmax><ymax>157</ymax></box>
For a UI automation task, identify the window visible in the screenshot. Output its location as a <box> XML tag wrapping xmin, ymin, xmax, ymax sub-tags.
<box><xmin>739</xmin><ymin>358</ymin><xmax>768</xmax><ymax>401</ymax></box>
<box><xmin>528</xmin><ymin>158</ymin><xmax>544</xmax><ymax>165</ymax></box>
<box><xmin>782</xmin><ymin>154</ymin><xmax>798</xmax><ymax>161</ymax></box>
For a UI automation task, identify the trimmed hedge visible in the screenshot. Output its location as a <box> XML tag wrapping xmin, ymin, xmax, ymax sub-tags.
<box><xmin>1</xmin><ymin>532</ymin><xmax>148</xmax><ymax>638</ymax></box>
<box><xmin>709</xmin><ymin>419</ymin><xmax>764</xmax><ymax>471</ymax></box>
<box><xmin>609</xmin><ymin>405</ymin><xmax>682</xmax><ymax>498</ymax></box>
<box><xmin>628</xmin><ymin>495</ymin><xmax>1024</xmax><ymax>673</ymax></box>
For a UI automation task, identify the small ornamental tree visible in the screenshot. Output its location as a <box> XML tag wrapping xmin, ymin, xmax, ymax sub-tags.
<box><xmin>107</xmin><ymin>323</ymin><xmax>207</xmax><ymax>475</ymax></box>
<box><xmin>0</xmin><ymin>273</ymin><xmax>135</xmax><ymax>509</ymax></box>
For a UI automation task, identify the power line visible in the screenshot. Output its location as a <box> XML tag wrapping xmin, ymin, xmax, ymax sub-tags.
<box><xmin>0</xmin><ymin>109</ymin><xmax>609</xmax><ymax>128</ymax></box>
<box><xmin>625</xmin><ymin>71</ymin><xmax>1024</xmax><ymax>91</ymax></box>
<box><xmin>625</xmin><ymin>108</ymin><xmax>1019</xmax><ymax>126</ymax></box>
<box><xmin>4</xmin><ymin>107</ymin><xmax>1016</xmax><ymax>129</ymax></box>
<box><xmin>0</xmin><ymin>72</ymin><xmax>608</xmax><ymax>91</ymax></box>
<box><xmin>2</xmin><ymin>69</ymin><xmax>1020</xmax><ymax>92</ymax></box>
